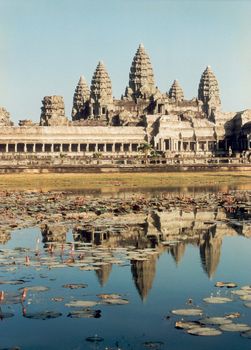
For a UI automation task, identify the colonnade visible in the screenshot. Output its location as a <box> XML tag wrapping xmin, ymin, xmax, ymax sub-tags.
<box><xmin>0</xmin><ymin>142</ymin><xmax>141</xmax><ymax>153</ymax></box>
<box><xmin>158</xmin><ymin>139</ymin><xmax>219</xmax><ymax>152</ymax></box>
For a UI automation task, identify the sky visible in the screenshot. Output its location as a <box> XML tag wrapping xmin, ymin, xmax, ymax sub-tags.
<box><xmin>0</xmin><ymin>0</ymin><xmax>251</xmax><ymax>124</ymax></box>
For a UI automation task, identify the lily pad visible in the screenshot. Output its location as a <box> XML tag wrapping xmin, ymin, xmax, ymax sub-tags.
<box><xmin>19</xmin><ymin>286</ymin><xmax>49</xmax><ymax>293</ymax></box>
<box><xmin>231</xmin><ymin>290</ymin><xmax>251</xmax><ymax>296</ymax></box>
<box><xmin>187</xmin><ymin>326</ymin><xmax>222</xmax><ymax>336</ymax></box>
<box><xmin>67</xmin><ymin>309</ymin><xmax>101</xmax><ymax>318</ymax></box>
<box><xmin>62</xmin><ymin>283</ymin><xmax>88</xmax><ymax>289</ymax></box>
<box><xmin>241</xmin><ymin>285</ymin><xmax>251</xmax><ymax>291</ymax></box>
<box><xmin>0</xmin><ymin>311</ymin><xmax>15</xmax><ymax>319</ymax></box>
<box><xmin>219</xmin><ymin>323</ymin><xmax>251</xmax><ymax>332</ymax></box>
<box><xmin>241</xmin><ymin>330</ymin><xmax>251</xmax><ymax>339</ymax></box>
<box><xmin>215</xmin><ymin>281</ymin><xmax>237</xmax><ymax>288</ymax></box>
<box><xmin>51</xmin><ymin>297</ymin><xmax>64</xmax><ymax>302</ymax></box>
<box><xmin>24</xmin><ymin>311</ymin><xmax>62</xmax><ymax>320</ymax></box>
<box><xmin>199</xmin><ymin>317</ymin><xmax>232</xmax><ymax>325</ymax></box>
<box><xmin>225</xmin><ymin>312</ymin><xmax>241</xmax><ymax>319</ymax></box>
<box><xmin>143</xmin><ymin>341</ymin><xmax>164</xmax><ymax>349</ymax></box>
<box><xmin>100</xmin><ymin>298</ymin><xmax>129</xmax><ymax>305</ymax></box>
<box><xmin>175</xmin><ymin>321</ymin><xmax>200</xmax><ymax>329</ymax></box>
<box><xmin>97</xmin><ymin>293</ymin><xmax>122</xmax><ymax>299</ymax></box>
<box><xmin>171</xmin><ymin>309</ymin><xmax>203</xmax><ymax>316</ymax></box>
<box><xmin>240</xmin><ymin>295</ymin><xmax>251</xmax><ymax>301</ymax></box>
<box><xmin>0</xmin><ymin>280</ymin><xmax>26</xmax><ymax>285</ymax></box>
<box><xmin>65</xmin><ymin>300</ymin><xmax>98</xmax><ymax>308</ymax></box>
<box><xmin>203</xmin><ymin>297</ymin><xmax>232</xmax><ymax>304</ymax></box>
<box><xmin>85</xmin><ymin>335</ymin><xmax>104</xmax><ymax>342</ymax></box>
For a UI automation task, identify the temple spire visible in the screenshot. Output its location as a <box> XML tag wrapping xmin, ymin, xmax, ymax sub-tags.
<box><xmin>91</xmin><ymin>61</ymin><xmax>112</xmax><ymax>103</ymax></box>
<box><xmin>169</xmin><ymin>80</ymin><xmax>184</xmax><ymax>102</ymax></box>
<box><xmin>127</xmin><ymin>44</ymin><xmax>155</xmax><ymax>101</ymax></box>
<box><xmin>71</xmin><ymin>75</ymin><xmax>90</xmax><ymax>121</ymax></box>
<box><xmin>198</xmin><ymin>66</ymin><xmax>221</xmax><ymax>106</ymax></box>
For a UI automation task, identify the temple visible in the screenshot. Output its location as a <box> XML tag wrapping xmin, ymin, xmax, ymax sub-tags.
<box><xmin>0</xmin><ymin>44</ymin><xmax>251</xmax><ymax>165</ymax></box>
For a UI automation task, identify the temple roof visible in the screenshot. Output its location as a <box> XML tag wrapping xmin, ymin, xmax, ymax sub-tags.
<box><xmin>91</xmin><ymin>61</ymin><xmax>112</xmax><ymax>103</ymax></box>
<box><xmin>198</xmin><ymin>66</ymin><xmax>220</xmax><ymax>104</ymax></box>
<box><xmin>169</xmin><ymin>80</ymin><xmax>184</xmax><ymax>101</ymax></box>
<box><xmin>128</xmin><ymin>44</ymin><xmax>155</xmax><ymax>99</ymax></box>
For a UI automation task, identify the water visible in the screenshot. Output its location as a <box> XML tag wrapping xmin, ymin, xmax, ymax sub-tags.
<box><xmin>0</xmin><ymin>199</ymin><xmax>250</xmax><ymax>349</ymax></box>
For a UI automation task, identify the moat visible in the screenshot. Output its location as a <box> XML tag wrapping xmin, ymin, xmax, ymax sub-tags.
<box><xmin>0</xmin><ymin>184</ymin><xmax>250</xmax><ymax>350</ymax></box>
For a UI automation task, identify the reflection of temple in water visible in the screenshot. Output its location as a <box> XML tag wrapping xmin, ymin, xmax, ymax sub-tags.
<box><xmin>95</xmin><ymin>264</ymin><xmax>112</xmax><ymax>286</ymax></box>
<box><xmin>0</xmin><ymin>229</ymin><xmax>11</xmax><ymax>245</ymax></box>
<box><xmin>37</xmin><ymin>208</ymin><xmax>250</xmax><ymax>299</ymax></box>
<box><xmin>41</xmin><ymin>224</ymin><xmax>67</xmax><ymax>247</ymax></box>
<box><xmin>131</xmin><ymin>254</ymin><xmax>158</xmax><ymax>301</ymax></box>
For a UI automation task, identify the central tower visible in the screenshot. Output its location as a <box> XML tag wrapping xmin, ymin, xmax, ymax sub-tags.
<box><xmin>125</xmin><ymin>44</ymin><xmax>155</xmax><ymax>101</ymax></box>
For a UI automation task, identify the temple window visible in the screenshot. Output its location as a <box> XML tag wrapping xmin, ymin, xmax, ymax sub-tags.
<box><xmin>71</xmin><ymin>144</ymin><xmax>78</xmax><ymax>152</ymax></box>
<box><xmin>0</xmin><ymin>144</ymin><xmax>6</xmax><ymax>152</ymax></box>
<box><xmin>89</xmin><ymin>144</ymin><xmax>95</xmax><ymax>152</ymax></box>
<box><xmin>98</xmin><ymin>144</ymin><xmax>104</xmax><ymax>152</ymax></box>
<box><xmin>62</xmin><ymin>144</ymin><xmax>69</xmax><ymax>152</ymax></box>
<box><xmin>165</xmin><ymin>139</ymin><xmax>170</xmax><ymax>150</ymax></box>
<box><xmin>80</xmin><ymin>144</ymin><xmax>87</xmax><ymax>152</ymax></box>
<box><xmin>106</xmin><ymin>144</ymin><xmax>113</xmax><ymax>152</ymax></box>
<box><xmin>132</xmin><ymin>144</ymin><xmax>138</xmax><ymax>152</ymax></box>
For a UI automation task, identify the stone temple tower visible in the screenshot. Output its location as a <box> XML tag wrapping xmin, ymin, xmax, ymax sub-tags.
<box><xmin>90</xmin><ymin>61</ymin><xmax>113</xmax><ymax>118</ymax></box>
<box><xmin>126</xmin><ymin>44</ymin><xmax>155</xmax><ymax>101</ymax></box>
<box><xmin>198</xmin><ymin>66</ymin><xmax>221</xmax><ymax>117</ymax></box>
<box><xmin>71</xmin><ymin>76</ymin><xmax>90</xmax><ymax>121</ymax></box>
<box><xmin>169</xmin><ymin>80</ymin><xmax>184</xmax><ymax>102</ymax></box>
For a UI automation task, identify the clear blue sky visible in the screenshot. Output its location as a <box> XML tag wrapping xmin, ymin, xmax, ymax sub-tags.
<box><xmin>0</xmin><ymin>0</ymin><xmax>250</xmax><ymax>124</ymax></box>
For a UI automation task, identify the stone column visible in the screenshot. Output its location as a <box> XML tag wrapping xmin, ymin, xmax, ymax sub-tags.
<box><xmin>59</xmin><ymin>144</ymin><xmax>62</xmax><ymax>152</ymax></box>
<box><xmin>112</xmin><ymin>144</ymin><xmax>115</xmax><ymax>153</ymax></box>
<box><xmin>42</xmin><ymin>144</ymin><xmax>45</xmax><ymax>152</ymax></box>
<box><xmin>86</xmin><ymin>144</ymin><xmax>89</xmax><ymax>152</ymax></box>
<box><xmin>32</xmin><ymin>144</ymin><xmax>35</xmax><ymax>153</ymax></box>
<box><xmin>104</xmin><ymin>144</ymin><xmax>107</xmax><ymax>152</ymax></box>
<box><xmin>14</xmin><ymin>143</ymin><xmax>17</xmax><ymax>153</ymax></box>
<box><xmin>6</xmin><ymin>144</ymin><xmax>9</xmax><ymax>153</ymax></box>
<box><xmin>77</xmin><ymin>144</ymin><xmax>80</xmax><ymax>153</ymax></box>
<box><xmin>95</xmin><ymin>144</ymin><xmax>98</xmax><ymax>152</ymax></box>
<box><xmin>129</xmin><ymin>144</ymin><xmax>132</xmax><ymax>152</ymax></box>
<box><xmin>24</xmin><ymin>144</ymin><xmax>27</xmax><ymax>153</ymax></box>
<box><xmin>69</xmin><ymin>144</ymin><xmax>72</xmax><ymax>152</ymax></box>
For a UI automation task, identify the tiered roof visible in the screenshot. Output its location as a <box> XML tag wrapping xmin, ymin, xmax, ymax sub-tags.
<box><xmin>90</xmin><ymin>61</ymin><xmax>112</xmax><ymax>103</ymax></box>
<box><xmin>198</xmin><ymin>66</ymin><xmax>220</xmax><ymax>104</ymax></box>
<box><xmin>72</xmin><ymin>76</ymin><xmax>90</xmax><ymax>120</ymax></box>
<box><xmin>169</xmin><ymin>80</ymin><xmax>184</xmax><ymax>101</ymax></box>
<box><xmin>128</xmin><ymin>44</ymin><xmax>155</xmax><ymax>99</ymax></box>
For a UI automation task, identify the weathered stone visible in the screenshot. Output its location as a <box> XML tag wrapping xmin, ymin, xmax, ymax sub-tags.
<box><xmin>127</xmin><ymin>43</ymin><xmax>155</xmax><ymax>101</ymax></box>
<box><xmin>40</xmin><ymin>96</ymin><xmax>68</xmax><ymax>126</ymax></box>
<box><xmin>169</xmin><ymin>80</ymin><xmax>184</xmax><ymax>101</ymax></box>
<box><xmin>198</xmin><ymin>66</ymin><xmax>221</xmax><ymax>116</ymax></box>
<box><xmin>0</xmin><ymin>107</ymin><xmax>12</xmax><ymax>126</ymax></box>
<box><xmin>72</xmin><ymin>76</ymin><xmax>90</xmax><ymax>121</ymax></box>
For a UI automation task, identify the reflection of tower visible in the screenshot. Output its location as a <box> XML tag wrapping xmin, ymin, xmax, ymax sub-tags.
<box><xmin>170</xmin><ymin>242</ymin><xmax>186</xmax><ymax>265</ymax></box>
<box><xmin>131</xmin><ymin>255</ymin><xmax>157</xmax><ymax>301</ymax></box>
<box><xmin>41</xmin><ymin>224</ymin><xmax>67</xmax><ymax>245</ymax></box>
<box><xmin>0</xmin><ymin>229</ymin><xmax>11</xmax><ymax>245</ymax></box>
<box><xmin>95</xmin><ymin>264</ymin><xmax>112</xmax><ymax>287</ymax></box>
<box><xmin>200</xmin><ymin>228</ymin><xmax>222</xmax><ymax>279</ymax></box>
<box><xmin>73</xmin><ymin>226</ymin><xmax>110</xmax><ymax>246</ymax></box>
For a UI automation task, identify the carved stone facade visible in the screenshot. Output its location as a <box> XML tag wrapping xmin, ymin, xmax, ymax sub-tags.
<box><xmin>0</xmin><ymin>107</ymin><xmax>12</xmax><ymax>126</ymax></box>
<box><xmin>40</xmin><ymin>96</ymin><xmax>68</xmax><ymax>126</ymax></box>
<box><xmin>72</xmin><ymin>76</ymin><xmax>90</xmax><ymax>121</ymax></box>
<box><xmin>0</xmin><ymin>44</ymin><xmax>250</xmax><ymax>158</ymax></box>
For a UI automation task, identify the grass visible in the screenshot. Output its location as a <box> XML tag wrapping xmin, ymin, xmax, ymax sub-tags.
<box><xmin>0</xmin><ymin>171</ymin><xmax>250</xmax><ymax>192</ymax></box>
